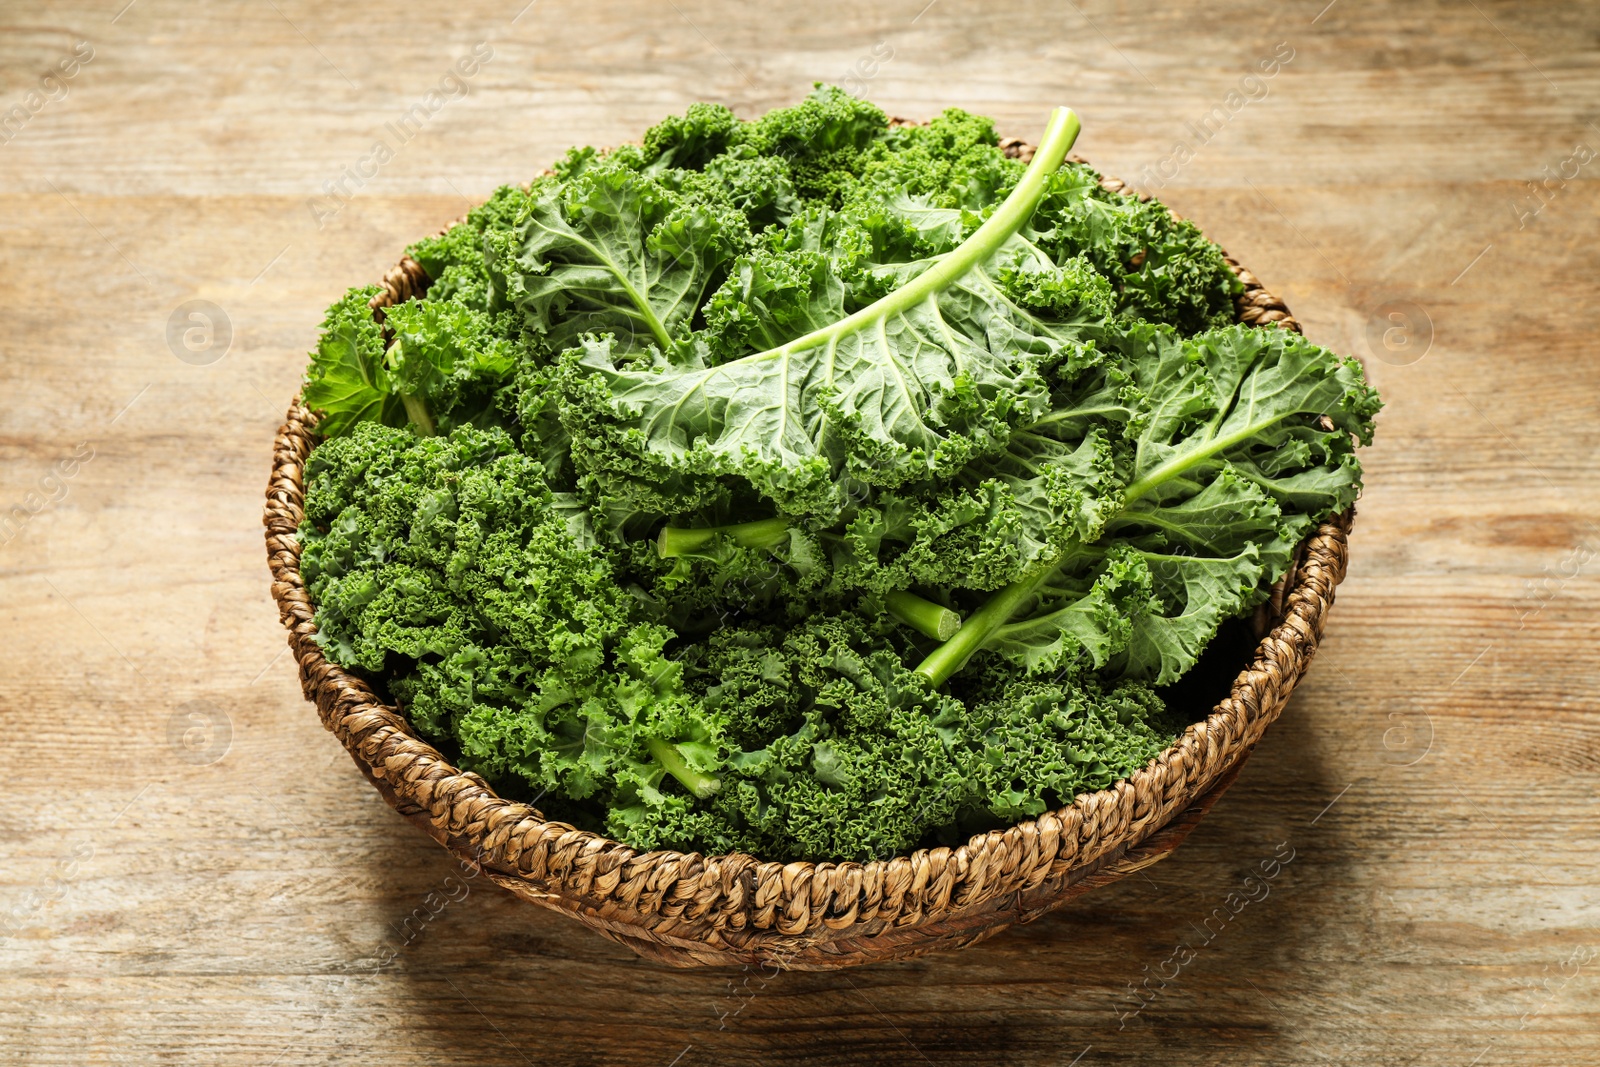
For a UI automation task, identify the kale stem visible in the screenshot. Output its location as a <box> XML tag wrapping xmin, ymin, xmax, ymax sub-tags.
<box><xmin>400</xmin><ymin>393</ymin><xmax>436</xmax><ymax>436</ymax></box>
<box><xmin>887</xmin><ymin>590</ymin><xmax>963</xmax><ymax>641</ymax></box>
<box><xmin>1119</xmin><ymin>412</ymin><xmax>1292</xmax><ymax>505</ymax></box>
<box><xmin>918</xmin><ymin>355</ymin><xmax>1296</xmax><ymax>685</ymax></box>
<box><xmin>656</xmin><ymin>517</ymin><xmax>790</xmax><ymax>557</ymax></box>
<box><xmin>729</xmin><ymin>106</ymin><xmax>1082</xmax><ymax>370</ymax></box>
<box><xmin>646</xmin><ymin>737</ymin><xmax>721</xmax><ymax>799</ymax></box>
<box><xmin>913</xmin><ymin>567</ymin><xmax>1054</xmax><ymax>686</ymax></box>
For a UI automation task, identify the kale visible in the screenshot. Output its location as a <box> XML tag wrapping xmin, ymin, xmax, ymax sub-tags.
<box><xmin>296</xmin><ymin>88</ymin><xmax>1380</xmax><ymax>862</ymax></box>
<box><xmin>301</xmin><ymin>423</ymin><xmax>728</xmax><ymax>811</ymax></box>
<box><xmin>406</xmin><ymin>184</ymin><xmax>531</xmax><ymax>313</ymax></box>
<box><xmin>301</xmin><ymin>286</ymin><xmax>520</xmax><ymax>438</ymax></box>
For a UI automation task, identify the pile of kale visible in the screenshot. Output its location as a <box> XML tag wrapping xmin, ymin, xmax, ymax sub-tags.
<box><xmin>297</xmin><ymin>87</ymin><xmax>1379</xmax><ymax>862</ymax></box>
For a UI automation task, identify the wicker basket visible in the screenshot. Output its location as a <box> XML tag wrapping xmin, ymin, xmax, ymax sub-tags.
<box><xmin>264</xmin><ymin>132</ymin><xmax>1351</xmax><ymax>971</ymax></box>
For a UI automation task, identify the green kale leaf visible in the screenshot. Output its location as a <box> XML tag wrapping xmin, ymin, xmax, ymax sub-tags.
<box><xmin>557</xmin><ymin>107</ymin><xmax>1092</xmax><ymax>522</ymax></box>
<box><xmin>301</xmin><ymin>285</ymin><xmax>404</xmax><ymax>438</ymax></box>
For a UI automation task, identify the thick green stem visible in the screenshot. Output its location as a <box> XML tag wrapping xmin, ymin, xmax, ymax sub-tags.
<box><xmin>887</xmin><ymin>590</ymin><xmax>963</xmax><ymax>642</ymax></box>
<box><xmin>913</xmin><ymin>567</ymin><xmax>1054</xmax><ymax>685</ymax></box>
<box><xmin>1119</xmin><ymin>412</ymin><xmax>1291</xmax><ymax>505</ymax></box>
<box><xmin>731</xmin><ymin>106</ymin><xmax>1081</xmax><ymax>370</ymax></box>
<box><xmin>647</xmin><ymin>737</ymin><xmax>721</xmax><ymax>799</ymax></box>
<box><xmin>656</xmin><ymin>517</ymin><xmax>791</xmax><ymax>558</ymax></box>
<box><xmin>400</xmin><ymin>392</ymin><xmax>436</xmax><ymax>436</ymax></box>
<box><xmin>898</xmin><ymin>109</ymin><xmax>1092</xmax><ymax>686</ymax></box>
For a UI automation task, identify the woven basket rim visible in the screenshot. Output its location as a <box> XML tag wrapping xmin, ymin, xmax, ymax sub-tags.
<box><xmin>264</xmin><ymin>129</ymin><xmax>1348</xmax><ymax>968</ymax></box>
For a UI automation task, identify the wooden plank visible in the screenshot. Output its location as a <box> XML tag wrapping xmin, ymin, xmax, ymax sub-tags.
<box><xmin>2</xmin><ymin>0</ymin><xmax>1598</xmax><ymax>1062</ymax></box>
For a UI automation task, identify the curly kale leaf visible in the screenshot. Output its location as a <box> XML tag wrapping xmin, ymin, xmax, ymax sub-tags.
<box><xmin>406</xmin><ymin>184</ymin><xmax>532</xmax><ymax>313</ymax></box>
<box><xmin>383</xmin><ymin>299</ymin><xmax>519</xmax><ymax>433</ymax></box>
<box><xmin>849</xmin><ymin>107</ymin><xmax>1024</xmax><ymax>212</ymax></box>
<box><xmin>497</xmin><ymin>155</ymin><xmax>751</xmax><ymax>355</ymax></box>
<box><xmin>1115</xmin><ymin>322</ymin><xmax>1377</xmax><ymax>506</ymax></box>
<box><xmin>1028</xmin><ymin>164</ymin><xmax>1242</xmax><ymax>333</ymax></box>
<box><xmin>916</xmin><ymin>321</ymin><xmax>1381</xmax><ymax>686</ymax></box>
<box><xmin>301</xmin><ymin>288</ymin><xmax>519</xmax><ymax>437</ymax></box>
<box><xmin>300</xmin><ymin>423</ymin><xmax>730</xmax><ymax>817</ymax></box>
<box><xmin>641</xmin><ymin>101</ymin><xmax>742</xmax><ymax>170</ymax></box>
<box><xmin>982</xmin><ymin>544</ymin><xmax>1156</xmax><ymax>675</ymax></box>
<box><xmin>301</xmin><ymin>285</ymin><xmax>405</xmax><ymax>437</ymax></box>
<box><xmin>739</xmin><ymin>84</ymin><xmax>889</xmax><ymax>205</ymax></box>
<box><xmin>556</xmin><ymin>108</ymin><xmax>1091</xmax><ymax>522</ymax></box>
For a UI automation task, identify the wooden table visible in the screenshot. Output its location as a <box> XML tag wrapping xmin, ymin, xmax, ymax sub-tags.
<box><xmin>3</xmin><ymin>1</ymin><xmax>1596</xmax><ymax>1062</ymax></box>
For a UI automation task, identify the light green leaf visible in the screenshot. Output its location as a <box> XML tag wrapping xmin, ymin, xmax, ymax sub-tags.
<box><xmin>302</xmin><ymin>286</ymin><xmax>405</xmax><ymax>437</ymax></box>
<box><xmin>504</xmin><ymin>158</ymin><xmax>749</xmax><ymax>354</ymax></box>
<box><xmin>560</xmin><ymin>109</ymin><xmax>1089</xmax><ymax>520</ymax></box>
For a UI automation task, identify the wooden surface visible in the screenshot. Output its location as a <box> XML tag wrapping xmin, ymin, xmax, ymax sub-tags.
<box><xmin>2</xmin><ymin>0</ymin><xmax>1597</xmax><ymax>1062</ymax></box>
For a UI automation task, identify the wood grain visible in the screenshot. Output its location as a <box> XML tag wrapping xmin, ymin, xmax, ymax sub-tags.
<box><xmin>2</xmin><ymin>0</ymin><xmax>1598</xmax><ymax>1062</ymax></box>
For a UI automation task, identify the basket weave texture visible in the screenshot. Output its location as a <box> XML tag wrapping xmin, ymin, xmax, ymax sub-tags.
<box><xmin>264</xmin><ymin>136</ymin><xmax>1349</xmax><ymax>970</ymax></box>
